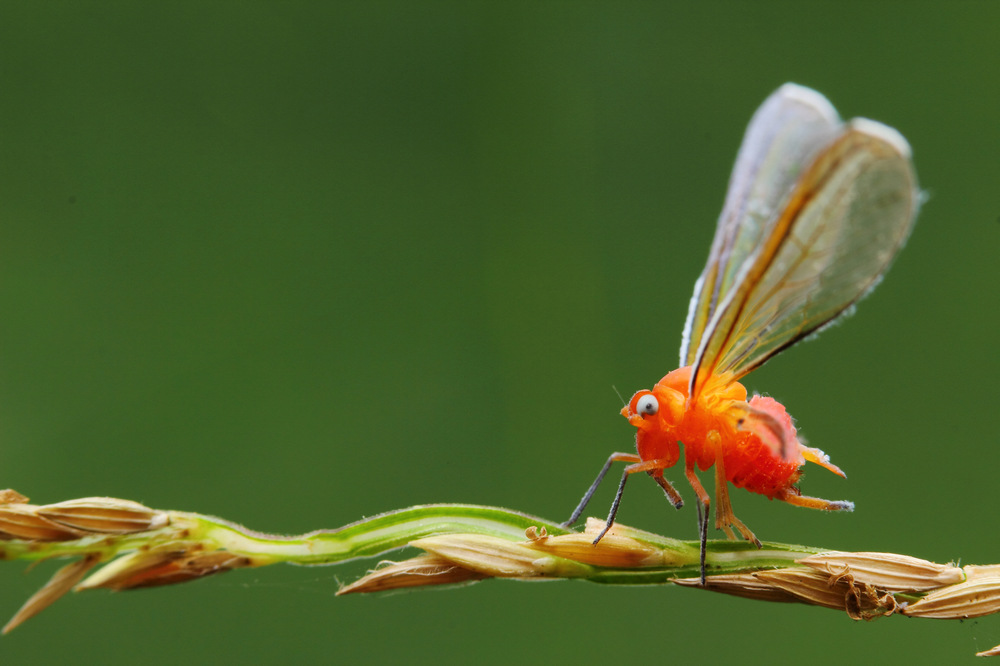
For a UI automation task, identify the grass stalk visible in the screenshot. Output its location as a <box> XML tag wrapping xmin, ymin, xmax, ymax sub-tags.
<box><xmin>0</xmin><ymin>489</ymin><xmax>997</xmax><ymax>657</ymax></box>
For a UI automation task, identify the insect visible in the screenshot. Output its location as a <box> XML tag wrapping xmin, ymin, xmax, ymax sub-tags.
<box><xmin>562</xmin><ymin>83</ymin><xmax>920</xmax><ymax>583</ymax></box>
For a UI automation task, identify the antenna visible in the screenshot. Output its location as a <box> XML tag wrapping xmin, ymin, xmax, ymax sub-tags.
<box><xmin>612</xmin><ymin>385</ymin><xmax>626</xmax><ymax>408</ymax></box>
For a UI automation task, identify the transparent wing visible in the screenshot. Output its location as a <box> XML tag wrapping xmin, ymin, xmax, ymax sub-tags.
<box><xmin>680</xmin><ymin>84</ymin><xmax>841</xmax><ymax>367</ymax></box>
<box><xmin>689</xmin><ymin>119</ymin><xmax>919</xmax><ymax>397</ymax></box>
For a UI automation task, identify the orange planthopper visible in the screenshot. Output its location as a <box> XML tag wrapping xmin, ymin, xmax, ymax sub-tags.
<box><xmin>562</xmin><ymin>83</ymin><xmax>920</xmax><ymax>583</ymax></box>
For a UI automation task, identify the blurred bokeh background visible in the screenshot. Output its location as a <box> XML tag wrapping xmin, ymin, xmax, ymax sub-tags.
<box><xmin>0</xmin><ymin>1</ymin><xmax>997</xmax><ymax>663</ymax></box>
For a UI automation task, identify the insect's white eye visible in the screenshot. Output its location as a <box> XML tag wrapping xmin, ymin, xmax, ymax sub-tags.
<box><xmin>637</xmin><ymin>394</ymin><xmax>658</xmax><ymax>416</ymax></box>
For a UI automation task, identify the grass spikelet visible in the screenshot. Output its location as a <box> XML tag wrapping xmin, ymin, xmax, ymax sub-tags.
<box><xmin>38</xmin><ymin>498</ymin><xmax>168</xmax><ymax>534</ymax></box>
<box><xmin>337</xmin><ymin>554</ymin><xmax>486</xmax><ymax>595</ymax></box>
<box><xmin>519</xmin><ymin>531</ymin><xmax>666</xmax><ymax>568</ymax></box>
<box><xmin>753</xmin><ymin>568</ymin><xmax>854</xmax><ymax>611</ymax></box>
<box><xmin>411</xmin><ymin>534</ymin><xmax>593</xmax><ymax>579</ymax></box>
<box><xmin>3</xmin><ymin>555</ymin><xmax>100</xmax><ymax>634</ymax></box>
<box><xmin>674</xmin><ymin>573</ymin><xmax>799</xmax><ymax>603</ymax></box>
<box><xmin>902</xmin><ymin>575</ymin><xmax>1000</xmax><ymax>619</ymax></box>
<box><xmin>798</xmin><ymin>551</ymin><xmax>965</xmax><ymax>591</ymax></box>
<box><xmin>0</xmin><ymin>504</ymin><xmax>85</xmax><ymax>541</ymax></box>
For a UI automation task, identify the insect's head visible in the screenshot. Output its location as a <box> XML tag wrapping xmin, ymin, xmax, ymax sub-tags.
<box><xmin>621</xmin><ymin>386</ymin><xmax>684</xmax><ymax>430</ymax></box>
<box><xmin>620</xmin><ymin>390</ymin><xmax>655</xmax><ymax>428</ymax></box>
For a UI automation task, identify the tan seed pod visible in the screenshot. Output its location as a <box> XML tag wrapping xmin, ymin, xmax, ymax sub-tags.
<box><xmin>3</xmin><ymin>555</ymin><xmax>100</xmax><ymax>634</ymax></box>
<box><xmin>119</xmin><ymin>551</ymin><xmax>251</xmax><ymax>590</ymax></box>
<box><xmin>38</xmin><ymin>497</ymin><xmax>168</xmax><ymax>534</ymax></box>
<box><xmin>582</xmin><ymin>517</ymin><xmax>660</xmax><ymax>540</ymax></box>
<box><xmin>584</xmin><ymin>517</ymin><xmax>624</xmax><ymax>536</ymax></box>
<box><xmin>0</xmin><ymin>504</ymin><xmax>85</xmax><ymax>541</ymax></box>
<box><xmin>674</xmin><ymin>573</ymin><xmax>800</xmax><ymax>604</ymax></box>
<box><xmin>964</xmin><ymin>564</ymin><xmax>1000</xmax><ymax>581</ymax></box>
<box><xmin>976</xmin><ymin>644</ymin><xmax>1000</xmax><ymax>658</ymax></box>
<box><xmin>581</xmin><ymin>517</ymin><xmax>698</xmax><ymax>562</ymax></box>
<box><xmin>0</xmin><ymin>490</ymin><xmax>29</xmax><ymax>505</ymax></box>
<box><xmin>412</xmin><ymin>534</ymin><xmax>551</xmax><ymax>578</ymax></box>
<box><xmin>520</xmin><ymin>532</ymin><xmax>665</xmax><ymax>568</ymax></box>
<box><xmin>754</xmin><ymin>568</ymin><xmax>853</xmax><ymax>611</ymax></box>
<box><xmin>798</xmin><ymin>551</ymin><xmax>964</xmax><ymax>592</ymax></box>
<box><xmin>411</xmin><ymin>534</ymin><xmax>591</xmax><ymax>579</ymax></box>
<box><xmin>902</xmin><ymin>576</ymin><xmax>1000</xmax><ymax>619</ymax></box>
<box><xmin>77</xmin><ymin>544</ymin><xmax>193</xmax><ymax>591</ymax></box>
<box><xmin>755</xmin><ymin>566</ymin><xmax>898</xmax><ymax>621</ymax></box>
<box><xmin>337</xmin><ymin>554</ymin><xmax>486</xmax><ymax>595</ymax></box>
<box><xmin>79</xmin><ymin>546</ymin><xmax>250</xmax><ymax>591</ymax></box>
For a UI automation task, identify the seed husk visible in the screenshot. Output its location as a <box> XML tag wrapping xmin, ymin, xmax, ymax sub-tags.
<box><xmin>520</xmin><ymin>532</ymin><xmax>665</xmax><ymax>568</ymax></box>
<box><xmin>975</xmin><ymin>644</ymin><xmax>1000</xmax><ymax>657</ymax></box>
<box><xmin>77</xmin><ymin>544</ymin><xmax>194</xmax><ymax>591</ymax></box>
<box><xmin>798</xmin><ymin>551</ymin><xmax>964</xmax><ymax>591</ymax></box>
<box><xmin>412</xmin><ymin>534</ymin><xmax>592</xmax><ymax>578</ymax></box>
<box><xmin>754</xmin><ymin>568</ymin><xmax>852</xmax><ymax>611</ymax></box>
<box><xmin>902</xmin><ymin>575</ymin><xmax>1000</xmax><ymax>619</ymax></box>
<box><xmin>0</xmin><ymin>504</ymin><xmax>85</xmax><ymax>541</ymax></box>
<box><xmin>337</xmin><ymin>554</ymin><xmax>486</xmax><ymax>595</ymax></box>
<box><xmin>674</xmin><ymin>573</ymin><xmax>799</xmax><ymax>603</ymax></box>
<box><xmin>3</xmin><ymin>555</ymin><xmax>100</xmax><ymax>634</ymax></box>
<box><xmin>0</xmin><ymin>490</ymin><xmax>29</xmax><ymax>505</ymax></box>
<box><xmin>38</xmin><ymin>497</ymin><xmax>168</xmax><ymax>534</ymax></box>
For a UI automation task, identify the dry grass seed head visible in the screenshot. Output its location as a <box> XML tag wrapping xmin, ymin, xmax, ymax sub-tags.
<box><xmin>337</xmin><ymin>554</ymin><xmax>486</xmax><ymax>595</ymax></box>
<box><xmin>798</xmin><ymin>551</ymin><xmax>964</xmax><ymax>592</ymax></box>
<box><xmin>37</xmin><ymin>498</ymin><xmax>168</xmax><ymax>534</ymax></box>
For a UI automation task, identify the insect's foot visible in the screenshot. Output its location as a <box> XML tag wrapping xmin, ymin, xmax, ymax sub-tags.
<box><xmin>592</xmin><ymin>523</ymin><xmax>612</xmax><ymax>545</ymax></box>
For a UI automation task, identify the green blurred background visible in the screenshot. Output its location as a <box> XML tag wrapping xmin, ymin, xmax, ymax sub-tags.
<box><xmin>0</xmin><ymin>1</ymin><xmax>998</xmax><ymax>663</ymax></box>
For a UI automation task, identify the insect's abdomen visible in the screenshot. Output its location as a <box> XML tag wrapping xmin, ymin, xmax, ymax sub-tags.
<box><xmin>723</xmin><ymin>396</ymin><xmax>802</xmax><ymax>498</ymax></box>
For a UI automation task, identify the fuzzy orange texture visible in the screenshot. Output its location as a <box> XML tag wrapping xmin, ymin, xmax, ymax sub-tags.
<box><xmin>625</xmin><ymin>367</ymin><xmax>807</xmax><ymax>499</ymax></box>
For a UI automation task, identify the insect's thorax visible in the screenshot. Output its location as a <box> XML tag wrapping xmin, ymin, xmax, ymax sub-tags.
<box><xmin>623</xmin><ymin>366</ymin><xmax>810</xmax><ymax>497</ymax></box>
<box><xmin>628</xmin><ymin>366</ymin><xmax>748</xmax><ymax>470</ymax></box>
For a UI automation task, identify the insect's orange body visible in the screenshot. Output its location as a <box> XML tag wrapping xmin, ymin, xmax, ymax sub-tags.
<box><xmin>624</xmin><ymin>366</ymin><xmax>843</xmax><ymax>503</ymax></box>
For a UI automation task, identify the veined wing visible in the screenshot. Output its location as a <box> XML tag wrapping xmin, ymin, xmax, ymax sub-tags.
<box><xmin>680</xmin><ymin>84</ymin><xmax>841</xmax><ymax>367</ymax></box>
<box><xmin>689</xmin><ymin>119</ymin><xmax>919</xmax><ymax>398</ymax></box>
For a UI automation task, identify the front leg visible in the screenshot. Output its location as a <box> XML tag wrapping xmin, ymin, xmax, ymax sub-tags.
<box><xmin>562</xmin><ymin>452</ymin><xmax>640</xmax><ymax>528</ymax></box>
<box><xmin>592</xmin><ymin>458</ymin><xmax>680</xmax><ymax>544</ymax></box>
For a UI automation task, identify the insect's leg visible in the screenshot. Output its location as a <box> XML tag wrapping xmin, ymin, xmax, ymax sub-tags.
<box><xmin>684</xmin><ymin>461</ymin><xmax>710</xmax><ymax>585</ymax></box>
<box><xmin>776</xmin><ymin>488</ymin><xmax>855</xmax><ymax>512</ymax></box>
<box><xmin>713</xmin><ymin>470</ymin><xmax>738</xmax><ymax>540</ymax></box>
<box><xmin>649</xmin><ymin>470</ymin><xmax>684</xmax><ymax>509</ymax></box>
<box><xmin>713</xmin><ymin>446</ymin><xmax>761</xmax><ymax>547</ymax></box>
<box><xmin>592</xmin><ymin>470</ymin><xmax>629</xmax><ymax>545</ymax></box>
<box><xmin>695</xmin><ymin>494</ymin><xmax>708</xmax><ymax>586</ymax></box>
<box><xmin>683</xmin><ymin>464</ymin><xmax>711</xmax><ymax>506</ymax></box>
<box><xmin>562</xmin><ymin>452</ymin><xmax>640</xmax><ymax>528</ymax></box>
<box><xmin>708</xmin><ymin>432</ymin><xmax>737</xmax><ymax>541</ymax></box>
<box><xmin>592</xmin><ymin>458</ymin><xmax>676</xmax><ymax>545</ymax></box>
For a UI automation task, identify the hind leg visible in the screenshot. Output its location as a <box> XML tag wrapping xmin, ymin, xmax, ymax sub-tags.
<box><xmin>713</xmin><ymin>443</ymin><xmax>761</xmax><ymax>546</ymax></box>
<box><xmin>683</xmin><ymin>460</ymin><xmax>711</xmax><ymax>585</ymax></box>
<box><xmin>776</xmin><ymin>487</ymin><xmax>855</xmax><ymax>512</ymax></box>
